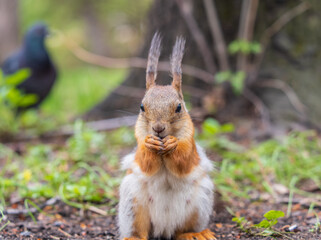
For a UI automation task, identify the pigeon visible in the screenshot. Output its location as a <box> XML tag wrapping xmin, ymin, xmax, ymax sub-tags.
<box><xmin>1</xmin><ymin>22</ymin><xmax>57</xmax><ymax>110</ymax></box>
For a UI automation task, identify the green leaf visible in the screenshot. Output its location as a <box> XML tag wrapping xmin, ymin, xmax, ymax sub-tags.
<box><xmin>202</xmin><ymin>118</ymin><xmax>221</xmax><ymax>135</ymax></box>
<box><xmin>4</xmin><ymin>69</ymin><xmax>31</xmax><ymax>86</ymax></box>
<box><xmin>215</xmin><ymin>71</ymin><xmax>231</xmax><ymax>83</ymax></box>
<box><xmin>17</xmin><ymin>94</ymin><xmax>39</xmax><ymax>107</ymax></box>
<box><xmin>228</xmin><ymin>41</ymin><xmax>240</xmax><ymax>55</ymax></box>
<box><xmin>251</xmin><ymin>42</ymin><xmax>262</xmax><ymax>54</ymax></box>
<box><xmin>6</xmin><ymin>88</ymin><xmax>22</xmax><ymax>105</ymax></box>
<box><xmin>255</xmin><ymin>219</ymin><xmax>271</xmax><ymax>228</ymax></box>
<box><xmin>221</xmin><ymin>123</ymin><xmax>235</xmax><ymax>133</ymax></box>
<box><xmin>264</xmin><ymin>210</ymin><xmax>285</xmax><ymax>220</ymax></box>
<box><xmin>231</xmin><ymin>71</ymin><xmax>245</xmax><ymax>95</ymax></box>
<box><xmin>260</xmin><ymin>229</ymin><xmax>276</xmax><ymax>236</ymax></box>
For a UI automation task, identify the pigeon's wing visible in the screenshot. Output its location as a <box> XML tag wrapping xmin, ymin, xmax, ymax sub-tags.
<box><xmin>1</xmin><ymin>50</ymin><xmax>25</xmax><ymax>75</ymax></box>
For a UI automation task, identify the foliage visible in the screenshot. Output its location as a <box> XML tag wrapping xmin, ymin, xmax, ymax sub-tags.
<box><xmin>0</xmin><ymin>121</ymin><xmax>135</xmax><ymax>214</ymax></box>
<box><xmin>228</xmin><ymin>40</ymin><xmax>261</xmax><ymax>55</ymax></box>
<box><xmin>232</xmin><ymin>210</ymin><xmax>287</xmax><ymax>237</ymax></box>
<box><xmin>215</xmin><ymin>71</ymin><xmax>246</xmax><ymax>95</ymax></box>
<box><xmin>0</xmin><ymin>69</ymin><xmax>56</xmax><ymax>138</ymax></box>
<box><xmin>198</xmin><ymin>118</ymin><xmax>242</xmax><ymax>152</ymax></box>
<box><xmin>214</xmin><ymin>40</ymin><xmax>261</xmax><ymax>95</ymax></box>
<box><xmin>0</xmin><ymin>69</ymin><xmax>38</xmax><ymax>107</ymax></box>
<box><xmin>309</xmin><ymin>211</ymin><xmax>321</xmax><ymax>233</ymax></box>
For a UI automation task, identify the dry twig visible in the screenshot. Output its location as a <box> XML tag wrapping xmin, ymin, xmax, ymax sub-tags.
<box><xmin>256</xmin><ymin>79</ymin><xmax>307</xmax><ymax>115</ymax></box>
<box><xmin>203</xmin><ymin>0</ymin><xmax>230</xmax><ymax>71</ymax></box>
<box><xmin>3</xmin><ymin>197</ymin><xmax>60</xmax><ymax>215</ymax></box>
<box><xmin>242</xmin><ymin>88</ymin><xmax>271</xmax><ymax>131</ymax></box>
<box><xmin>236</xmin><ymin>0</ymin><xmax>259</xmax><ymax>73</ymax></box>
<box><xmin>66</xmin><ymin>39</ymin><xmax>214</xmax><ymax>84</ymax></box>
<box><xmin>57</xmin><ymin>228</ymin><xmax>72</xmax><ymax>238</ymax></box>
<box><xmin>175</xmin><ymin>0</ymin><xmax>217</xmax><ymax>73</ymax></box>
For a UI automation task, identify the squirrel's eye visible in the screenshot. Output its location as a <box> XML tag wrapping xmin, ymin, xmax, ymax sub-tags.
<box><xmin>175</xmin><ymin>103</ymin><xmax>181</xmax><ymax>113</ymax></box>
<box><xmin>140</xmin><ymin>104</ymin><xmax>145</xmax><ymax>112</ymax></box>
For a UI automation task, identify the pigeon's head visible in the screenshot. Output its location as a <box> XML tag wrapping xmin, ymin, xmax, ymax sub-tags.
<box><xmin>24</xmin><ymin>23</ymin><xmax>50</xmax><ymax>62</ymax></box>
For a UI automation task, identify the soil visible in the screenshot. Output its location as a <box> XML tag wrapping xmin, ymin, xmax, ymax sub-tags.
<box><xmin>1</xmin><ymin>196</ymin><xmax>320</xmax><ymax>240</ymax></box>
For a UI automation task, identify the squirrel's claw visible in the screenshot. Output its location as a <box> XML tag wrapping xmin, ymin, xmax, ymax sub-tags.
<box><xmin>161</xmin><ymin>136</ymin><xmax>178</xmax><ymax>155</ymax></box>
<box><xmin>145</xmin><ymin>135</ymin><xmax>164</xmax><ymax>152</ymax></box>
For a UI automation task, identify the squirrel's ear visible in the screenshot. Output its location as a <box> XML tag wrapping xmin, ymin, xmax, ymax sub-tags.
<box><xmin>170</xmin><ymin>36</ymin><xmax>185</xmax><ymax>94</ymax></box>
<box><xmin>146</xmin><ymin>32</ymin><xmax>162</xmax><ymax>90</ymax></box>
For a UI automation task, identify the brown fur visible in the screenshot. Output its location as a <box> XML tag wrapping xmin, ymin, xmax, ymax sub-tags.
<box><xmin>134</xmin><ymin>138</ymin><xmax>162</xmax><ymax>176</ymax></box>
<box><xmin>131</xmin><ymin>201</ymin><xmax>151</xmax><ymax>240</ymax></box>
<box><xmin>175</xmin><ymin>213</ymin><xmax>216</xmax><ymax>240</ymax></box>
<box><xmin>163</xmin><ymin>135</ymin><xmax>200</xmax><ymax>177</ymax></box>
<box><xmin>176</xmin><ymin>211</ymin><xmax>199</xmax><ymax>234</ymax></box>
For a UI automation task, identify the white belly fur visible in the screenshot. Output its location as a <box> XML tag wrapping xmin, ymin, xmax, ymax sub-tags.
<box><xmin>118</xmin><ymin>144</ymin><xmax>214</xmax><ymax>239</ymax></box>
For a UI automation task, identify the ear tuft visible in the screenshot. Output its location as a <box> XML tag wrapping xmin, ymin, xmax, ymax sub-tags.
<box><xmin>170</xmin><ymin>36</ymin><xmax>185</xmax><ymax>92</ymax></box>
<box><xmin>146</xmin><ymin>32</ymin><xmax>162</xmax><ymax>89</ymax></box>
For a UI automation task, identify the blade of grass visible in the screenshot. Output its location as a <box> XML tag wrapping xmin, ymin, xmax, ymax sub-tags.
<box><xmin>24</xmin><ymin>199</ymin><xmax>37</xmax><ymax>223</ymax></box>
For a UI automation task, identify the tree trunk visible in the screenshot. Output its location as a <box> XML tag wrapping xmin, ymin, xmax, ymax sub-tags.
<box><xmin>86</xmin><ymin>0</ymin><xmax>220</xmax><ymax>119</ymax></box>
<box><xmin>0</xmin><ymin>0</ymin><xmax>19</xmax><ymax>62</ymax></box>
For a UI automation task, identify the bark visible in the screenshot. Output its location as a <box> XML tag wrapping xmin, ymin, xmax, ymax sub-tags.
<box><xmin>0</xmin><ymin>0</ymin><xmax>19</xmax><ymax>62</ymax></box>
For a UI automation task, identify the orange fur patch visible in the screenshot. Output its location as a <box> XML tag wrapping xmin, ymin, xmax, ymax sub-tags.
<box><xmin>131</xmin><ymin>201</ymin><xmax>150</xmax><ymax>240</ymax></box>
<box><xmin>176</xmin><ymin>211</ymin><xmax>199</xmax><ymax>234</ymax></box>
<box><xmin>134</xmin><ymin>142</ymin><xmax>162</xmax><ymax>176</ymax></box>
<box><xmin>163</xmin><ymin>138</ymin><xmax>200</xmax><ymax>177</ymax></box>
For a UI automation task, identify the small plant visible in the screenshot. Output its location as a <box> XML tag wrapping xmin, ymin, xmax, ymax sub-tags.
<box><xmin>232</xmin><ymin>216</ymin><xmax>252</xmax><ymax>234</ymax></box>
<box><xmin>198</xmin><ymin>118</ymin><xmax>242</xmax><ymax>152</ymax></box>
<box><xmin>309</xmin><ymin>212</ymin><xmax>321</xmax><ymax>233</ymax></box>
<box><xmin>254</xmin><ymin>210</ymin><xmax>285</xmax><ymax>237</ymax></box>
<box><xmin>0</xmin><ymin>69</ymin><xmax>56</xmax><ymax>138</ymax></box>
<box><xmin>0</xmin><ymin>209</ymin><xmax>10</xmax><ymax>232</ymax></box>
<box><xmin>233</xmin><ymin>210</ymin><xmax>290</xmax><ymax>238</ymax></box>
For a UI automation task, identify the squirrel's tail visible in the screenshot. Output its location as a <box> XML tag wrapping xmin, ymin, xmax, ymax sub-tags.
<box><xmin>146</xmin><ymin>32</ymin><xmax>162</xmax><ymax>89</ymax></box>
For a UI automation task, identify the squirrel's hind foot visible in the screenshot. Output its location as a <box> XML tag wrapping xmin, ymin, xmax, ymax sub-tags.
<box><xmin>176</xmin><ymin>229</ymin><xmax>216</xmax><ymax>240</ymax></box>
<box><xmin>122</xmin><ymin>238</ymin><xmax>147</xmax><ymax>240</ymax></box>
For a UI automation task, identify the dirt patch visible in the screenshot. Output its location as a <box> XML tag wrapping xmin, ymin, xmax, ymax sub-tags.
<box><xmin>1</xmin><ymin>197</ymin><xmax>320</xmax><ymax>239</ymax></box>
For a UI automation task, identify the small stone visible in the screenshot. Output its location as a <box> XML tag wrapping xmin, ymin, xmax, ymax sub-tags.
<box><xmin>53</xmin><ymin>221</ymin><xmax>64</xmax><ymax>228</ymax></box>
<box><xmin>20</xmin><ymin>231</ymin><xmax>32</xmax><ymax>237</ymax></box>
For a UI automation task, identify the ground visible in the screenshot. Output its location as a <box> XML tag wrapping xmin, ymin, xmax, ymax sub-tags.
<box><xmin>1</xmin><ymin>196</ymin><xmax>320</xmax><ymax>239</ymax></box>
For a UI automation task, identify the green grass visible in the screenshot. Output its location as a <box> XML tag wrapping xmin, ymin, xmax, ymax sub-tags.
<box><xmin>0</xmin><ymin>121</ymin><xmax>135</xmax><ymax>213</ymax></box>
<box><xmin>204</xmin><ymin>129</ymin><xmax>321</xmax><ymax>200</ymax></box>
<box><xmin>41</xmin><ymin>66</ymin><xmax>127</xmax><ymax>122</ymax></box>
<box><xmin>2</xmin><ymin>118</ymin><xmax>320</xmax><ymax>213</ymax></box>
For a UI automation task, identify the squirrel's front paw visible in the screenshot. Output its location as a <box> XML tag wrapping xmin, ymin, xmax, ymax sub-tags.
<box><xmin>144</xmin><ymin>135</ymin><xmax>164</xmax><ymax>153</ymax></box>
<box><xmin>161</xmin><ymin>135</ymin><xmax>178</xmax><ymax>155</ymax></box>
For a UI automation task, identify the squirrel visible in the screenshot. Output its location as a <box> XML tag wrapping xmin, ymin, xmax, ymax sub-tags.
<box><xmin>118</xmin><ymin>33</ymin><xmax>215</xmax><ymax>240</ymax></box>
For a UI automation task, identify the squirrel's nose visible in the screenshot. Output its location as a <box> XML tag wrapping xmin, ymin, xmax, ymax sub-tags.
<box><xmin>152</xmin><ymin>125</ymin><xmax>165</xmax><ymax>134</ymax></box>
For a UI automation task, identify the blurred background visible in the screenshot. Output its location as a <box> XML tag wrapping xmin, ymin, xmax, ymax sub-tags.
<box><xmin>1</xmin><ymin>1</ymin><xmax>321</xmax><ymax>238</ymax></box>
<box><xmin>1</xmin><ymin>0</ymin><xmax>320</xmax><ymax>139</ymax></box>
<box><xmin>0</xmin><ymin>0</ymin><xmax>151</xmax><ymax>126</ymax></box>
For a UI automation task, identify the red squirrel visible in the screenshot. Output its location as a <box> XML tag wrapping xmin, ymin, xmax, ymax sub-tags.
<box><xmin>118</xmin><ymin>33</ymin><xmax>215</xmax><ymax>240</ymax></box>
